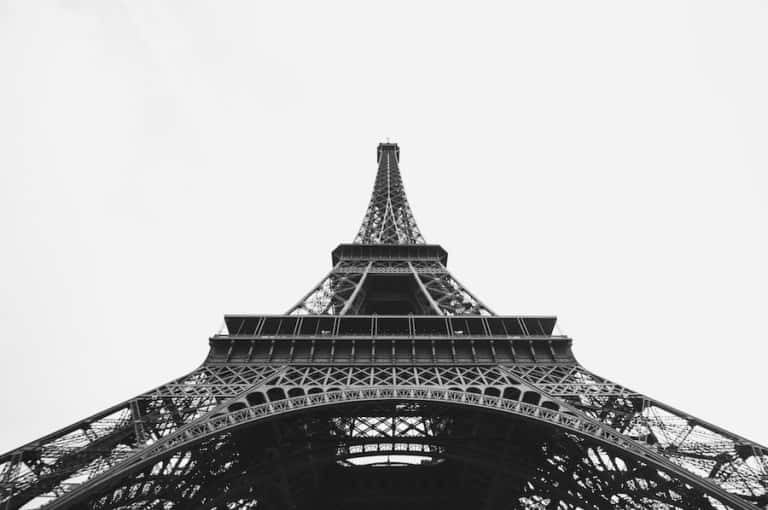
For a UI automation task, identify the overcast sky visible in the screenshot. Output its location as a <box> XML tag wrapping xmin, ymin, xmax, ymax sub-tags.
<box><xmin>1</xmin><ymin>1</ymin><xmax>767</xmax><ymax>454</ymax></box>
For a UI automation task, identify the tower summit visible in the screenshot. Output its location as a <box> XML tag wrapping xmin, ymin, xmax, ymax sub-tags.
<box><xmin>1</xmin><ymin>143</ymin><xmax>766</xmax><ymax>510</ymax></box>
<box><xmin>355</xmin><ymin>143</ymin><xmax>424</xmax><ymax>244</ymax></box>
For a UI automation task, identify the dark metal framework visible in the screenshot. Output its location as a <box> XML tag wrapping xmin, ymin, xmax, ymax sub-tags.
<box><xmin>1</xmin><ymin>143</ymin><xmax>766</xmax><ymax>510</ymax></box>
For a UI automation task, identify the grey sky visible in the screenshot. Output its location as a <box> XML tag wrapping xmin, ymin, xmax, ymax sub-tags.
<box><xmin>1</xmin><ymin>0</ymin><xmax>767</xmax><ymax>454</ymax></box>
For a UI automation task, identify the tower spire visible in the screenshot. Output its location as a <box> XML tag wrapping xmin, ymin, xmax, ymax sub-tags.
<box><xmin>354</xmin><ymin>142</ymin><xmax>425</xmax><ymax>244</ymax></box>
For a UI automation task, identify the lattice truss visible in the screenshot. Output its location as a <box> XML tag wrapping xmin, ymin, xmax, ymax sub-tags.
<box><xmin>354</xmin><ymin>145</ymin><xmax>425</xmax><ymax>245</ymax></box>
<box><xmin>0</xmin><ymin>365</ymin><xmax>280</xmax><ymax>510</ymax></box>
<box><xmin>332</xmin><ymin>409</ymin><xmax>449</xmax><ymax>466</ymax></box>
<box><xmin>288</xmin><ymin>143</ymin><xmax>490</xmax><ymax>316</ymax></box>
<box><xmin>3</xmin><ymin>364</ymin><xmax>765</xmax><ymax>509</ymax></box>
<box><xmin>507</xmin><ymin>364</ymin><xmax>768</xmax><ymax>507</ymax></box>
<box><xmin>288</xmin><ymin>260</ymin><xmax>492</xmax><ymax>315</ymax></box>
<box><xmin>415</xmin><ymin>265</ymin><xmax>492</xmax><ymax>315</ymax></box>
<box><xmin>6</xmin><ymin>396</ymin><xmax>746</xmax><ymax>510</ymax></box>
<box><xmin>287</xmin><ymin>263</ymin><xmax>367</xmax><ymax>315</ymax></box>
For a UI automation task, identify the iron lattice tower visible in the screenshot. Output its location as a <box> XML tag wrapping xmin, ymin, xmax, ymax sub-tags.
<box><xmin>1</xmin><ymin>143</ymin><xmax>766</xmax><ymax>510</ymax></box>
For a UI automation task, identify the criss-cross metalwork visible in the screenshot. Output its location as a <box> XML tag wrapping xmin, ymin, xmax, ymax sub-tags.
<box><xmin>354</xmin><ymin>143</ymin><xmax>425</xmax><ymax>245</ymax></box>
<box><xmin>1</xmin><ymin>142</ymin><xmax>766</xmax><ymax>510</ymax></box>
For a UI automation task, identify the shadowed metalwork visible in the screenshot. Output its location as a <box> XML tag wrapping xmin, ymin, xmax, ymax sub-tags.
<box><xmin>1</xmin><ymin>143</ymin><xmax>766</xmax><ymax>510</ymax></box>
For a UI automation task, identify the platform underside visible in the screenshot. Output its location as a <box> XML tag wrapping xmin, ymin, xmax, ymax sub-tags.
<box><xmin>74</xmin><ymin>401</ymin><xmax>725</xmax><ymax>510</ymax></box>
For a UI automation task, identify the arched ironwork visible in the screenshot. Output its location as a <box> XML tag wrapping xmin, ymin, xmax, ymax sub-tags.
<box><xmin>46</xmin><ymin>388</ymin><xmax>751</xmax><ymax>510</ymax></box>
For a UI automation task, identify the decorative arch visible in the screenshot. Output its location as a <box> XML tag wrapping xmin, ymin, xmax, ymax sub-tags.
<box><xmin>48</xmin><ymin>387</ymin><xmax>751</xmax><ymax>510</ymax></box>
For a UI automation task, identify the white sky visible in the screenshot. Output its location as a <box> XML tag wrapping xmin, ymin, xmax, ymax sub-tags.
<box><xmin>1</xmin><ymin>1</ymin><xmax>767</xmax><ymax>454</ymax></box>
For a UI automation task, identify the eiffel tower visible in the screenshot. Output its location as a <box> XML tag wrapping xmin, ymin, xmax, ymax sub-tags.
<box><xmin>1</xmin><ymin>142</ymin><xmax>766</xmax><ymax>510</ymax></box>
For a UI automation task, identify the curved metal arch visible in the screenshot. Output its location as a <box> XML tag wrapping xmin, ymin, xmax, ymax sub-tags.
<box><xmin>85</xmin><ymin>423</ymin><xmax>717</xmax><ymax>510</ymax></box>
<box><xmin>49</xmin><ymin>387</ymin><xmax>749</xmax><ymax>510</ymax></box>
